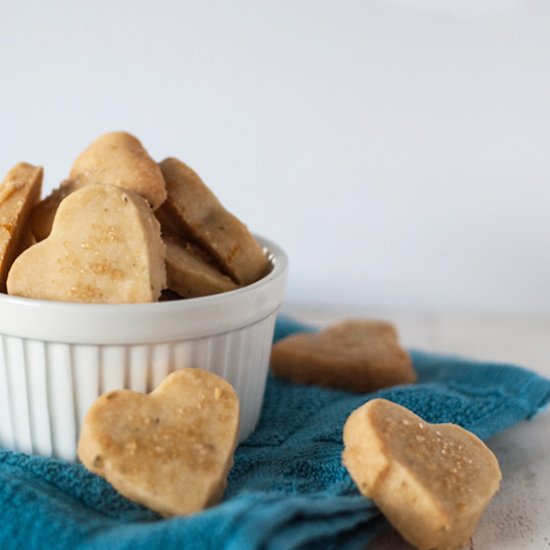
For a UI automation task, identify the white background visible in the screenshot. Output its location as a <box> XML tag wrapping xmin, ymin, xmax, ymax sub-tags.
<box><xmin>1</xmin><ymin>0</ymin><xmax>549</xmax><ymax>315</ymax></box>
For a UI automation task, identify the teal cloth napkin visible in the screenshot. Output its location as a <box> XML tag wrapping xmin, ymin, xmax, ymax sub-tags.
<box><xmin>1</xmin><ymin>316</ymin><xmax>549</xmax><ymax>550</ymax></box>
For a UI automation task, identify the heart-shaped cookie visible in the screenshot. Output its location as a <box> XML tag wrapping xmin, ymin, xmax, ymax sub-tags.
<box><xmin>78</xmin><ymin>368</ymin><xmax>240</xmax><ymax>516</ymax></box>
<box><xmin>157</xmin><ymin>157</ymin><xmax>268</xmax><ymax>285</ymax></box>
<box><xmin>0</xmin><ymin>162</ymin><xmax>42</xmax><ymax>291</ymax></box>
<box><xmin>70</xmin><ymin>131</ymin><xmax>167</xmax><ymax>210</ymax></box>
<box><xmin>7</xmin><ymin>183</ymin><xmax>166</xmax><ymax>303</ymax></box>
<box><xmin>343</xmin><ymin>399</ymin><xmax>501</xmax><ymax>550</ymax></box>
<box><xmin>270</xmin><ymin>320</ymin><xmax>416</xmax><ymax>392</ymax></box>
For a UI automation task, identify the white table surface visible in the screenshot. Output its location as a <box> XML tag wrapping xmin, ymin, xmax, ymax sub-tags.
<box><xmin>282</xmin><ymin>305</ymin><xmax>550</xmax><ymax>550</ymax></box>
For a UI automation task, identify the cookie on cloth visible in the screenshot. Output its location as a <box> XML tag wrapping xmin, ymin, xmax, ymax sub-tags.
<box><xmin>270</xmin><ymin>319</ymin><xmax>416</xmax><ymax>392</ymax></box>
<box><xmin>78</xmin><ymin>368</ymin><xmax>240</xmax><ymax>517</ymax></box>
<box><xmin>343</xmin><ymin>398</ymin><xmax>501</xmax><ymax>550</ymax></box>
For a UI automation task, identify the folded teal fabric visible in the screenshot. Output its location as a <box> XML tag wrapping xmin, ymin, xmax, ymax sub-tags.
<box><xmin>1</xmin><ymin>316</ymin><xmax>549</xmax><ymax>550</ymax></box>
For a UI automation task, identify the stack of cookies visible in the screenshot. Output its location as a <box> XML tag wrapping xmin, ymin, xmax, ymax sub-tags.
<box><xmin>0</xmin><ymin>131</ymin><xmax>268</xmax><ymax>303</ymax></box>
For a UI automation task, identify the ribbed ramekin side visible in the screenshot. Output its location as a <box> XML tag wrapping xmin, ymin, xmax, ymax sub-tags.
<box><xmin>0</xmin><ymin>310</ymin><xmax>280</xmax><ymax>460</ymax></box>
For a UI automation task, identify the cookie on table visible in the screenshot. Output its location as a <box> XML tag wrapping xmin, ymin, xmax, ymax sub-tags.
<box><xmin>7</xmin><ymin>184</ymin><xmax>166</xmax><ymax>303</ymax></box>
<box><xmin>343</xmin><ymin>398</ymin><xmax>501</xmax><ymax>550</ymax></box>
<box><xmin>0</xmin><ymin>162</ymin><xmax>43</xmax><ymax>291</ymax></box>
<box><xmin>157</xmin><ymin>157</ymin><xmax>268</xmax><ymax>286</ymax></box>
<box><xmin>270</xmin><ymin>319</ymin><xmax>416</xmax><ymax>392</ymax></box>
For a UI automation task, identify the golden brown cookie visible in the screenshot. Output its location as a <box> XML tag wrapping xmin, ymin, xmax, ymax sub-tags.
<box><xmin>343</xmin><ymin>399</ymin><xmax>501</xmax><ymax>550</ymax></box>
<box><xmin>0</xmin><ymin>162</ymin><xmax>43</xmax><ymax>291</ymax></box>
<box><xmin>164</xmin><ymin>234</ymin><xmax>239</xmax><ymax>298</ymax></box>
<box><xmin>270</xmin><ymin>320</ymin><xmax>416</xmax><ymax>392</ymax></box>
<box><xmin>70</xmin><ymin>132</ymin><xmax>167</xmax><ymax>210</ymax></box>
<box><xmin>78</xmin><ymin>368</ymin><xmax>240</xmax><ymax>517</ymax></box>
<box><xmin>30</xmin><ymin>179</ymin><xmax>83</xmax><ymax>241</ymax></box>
<box><xmin>157</xmin><ymin>157</ymin><xmax>268</xmax><ymax>285</ymax></box>
<box><xmin>7</xmin><ymin>184</ymin><xmax>166</xmax><ymax>303</ymax></box>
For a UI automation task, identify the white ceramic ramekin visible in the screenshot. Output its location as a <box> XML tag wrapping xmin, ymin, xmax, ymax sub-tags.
<box><xmin>0</xmin><ymin>236</ymin><xmax>287</xmax><ymax>462</ymax></box>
